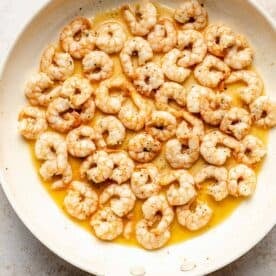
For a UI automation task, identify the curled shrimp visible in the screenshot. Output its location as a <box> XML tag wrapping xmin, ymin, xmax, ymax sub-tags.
<box><xmin>200</xmin><ymin>130</ymin><xmax>241</xmax><ymax>166</ymax></box>
<box><xmin>250</xmin><ymin>96</ymin><xmax>276</xmax><ymax>128</ymax></box>
<box><xmin>145</xmin><ymin>111</ymin><xmax>177</xmax><ymax>141</ymax></box>
<box><xmin>64</xmin><ymin>181</ymin><xmax>98</xmax><ymax>220</ymax></box>
<box><xmin>60</xmin><ymin>17</ymin><xmax>95</xmax><ymax>59</ymax></box>
<box><xmin>121</xmin><ymin>1</ymin><xmax>157</xmax><ymax>36</ymax></box>
<box><xmin>228</xmin><ymin>164</ymin><xmax>256</xmax><ymax>197</ymax></box>
<box><xmin>82</xmin><ymin>50</ymin><xmax>113</xmax><ymax>82</ymax></box>
<box><xmin>18</xmin><ymin>106</ymin><xmax>47</xmax><ymax>140</ymax></box>
<box><xmin>195</xmin><ymin>165</ymin><xmax>229</xmax><ymax>201</ymax></box>
<box><xmin>147</xmin><ymin>18</ymin><xmax>177</xmax><ymax>53</ymax></box>
<box><xmin>40</xmin><ymin>44</ymin><xmax>74</xmax><ymax>81</ymax></box>
<box><xmin>174</xmin><ymin>0</ymin><xmax>208</xmax><ymax>30</ymax></box>
<box><xmin>131</xmin><ymin>163</ymin><xmax>160</xmax><ymax>199</ymax></box>
<box><xmin>120</xmin><ymin>37</ymin><xmax>153</xmax><ymax>78</ymax></box>
<box><xmin>162</xmin><ymin>49</ymin><xmax>191</xmax><ymax>83</ymax></box>
<box><xmin>225</xmin><ymin>70</ymin><xmax>263</xmax><ymax>104</ymax></box>
<box><xmin>177</xmin><ymin>29</ymin><xmax>207</xmax><ymax>67</ymax></box>
<box><xmin>95</xmin><ymin>22</ymin><xmax>126</xmax><ymax>54</ymax></box>
<box><xmin>194</xmin><ymin>54</ymin><xmax>230</xmax><ymax>88</ymax></box>
<box><xmin>91</xmin><ymin>207</ymin><xmax>123</xmax><ymax>241</ymax></box>
<box><xmin>159</xmin><ymin>170</ymin><xmax>197</xmax><ymax>206</ymax></box>
<box><xmin>100</xmin><ymin>183</ymin><xmax>136</xmax><ymax>217</ymax></box>
<box><xmin>220</xmin><ymin>107</ymin><xmax>252</xmax><ymax>140</ymax></box>
<box><xmin>128</xmin><ymin>133</ymin><xmax>161</xmax><ymax>163</ymax></box>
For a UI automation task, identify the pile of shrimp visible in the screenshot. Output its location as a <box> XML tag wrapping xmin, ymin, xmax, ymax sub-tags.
<box><xmin>18</xmin><ymin>0</ymin><xmax>276</xmax><ymax>250</ymax></box>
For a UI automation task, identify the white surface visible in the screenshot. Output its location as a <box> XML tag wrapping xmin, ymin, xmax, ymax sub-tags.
<box><xmin>0</xmin><ymin>1</ymin><xmax>275</xmax><ymax>275</ymax></box>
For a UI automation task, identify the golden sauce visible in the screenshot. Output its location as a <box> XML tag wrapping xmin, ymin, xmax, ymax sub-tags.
<box><xmin>28</xmin><ymin>3</ymin><xmax>269</xmax><ymax>248</ymax></box>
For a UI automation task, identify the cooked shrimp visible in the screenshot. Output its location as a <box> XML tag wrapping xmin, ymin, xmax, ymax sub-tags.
<box><xmin>64</xmin><ymin>181</ymin><xmax>98</xmax><ymax>220</ymax></box>
<box><xmin>162</xmin><ymin>49</ymin><xmax>191</xmax><ymax>83</ymax></box>
<box><xmin>159</xmin><ymin>170</ymin><xmax>197</xmax><ymax>206</ymax></box>
<box><xmin>145</xmin><ymin>111</ymin><xmax>177</xmax><ymax>141</ymax></box>
<box><xmin>131</xmin><ymin>164</ymin><xmax>160</xmax><ymax>199</ymax></box>
<box><xmin>40</xmin><ymin>44</ymin><xmax>74</xmax><ymax>81</ymax></box>
<box><xmin>82</xmin><ymin>50</ymin><xmax>113</xmax><ymax>82</ymax></box>
<box><xmin>60</xmin><ymin>17</ymin><xmax>95</xmax><ymax>59</ymax></box>
<box><xmin>80</xmin><ymin>151</ymin><xmax>114</xmax><ymax>183</ymax></box>
<box><xmin>121</xmin><ymin>1</ymin><xmax>157</xmax><ymax>36</ymax></box>
<box><xmin>176</xmin><ymin>201</ymin><xmax>213</xmax><ymax>231</ymax></box>
<box><xmin>24</xmin><ymin>72</ymin><xmax>60</xmax><ymax>107</ymax></box>
<box><xmin>95</xmin><ymin>22</ymin><xmax>126</xmax><ymax>54</ymax></box>
<box><xmin>120</xmin><ymin>37</ymin><xmax>153</xmax><ymax>78</ymax></box>
<box><xmin>18</xmin><ymin>106</ymin><xmax>48</xmax><ymax>140</ymax></box>
<box><xmin>147</xmin><ymin>18</ymin><xmax>177</xmax><ymax>53</ymax></box>
<box><xmin>225</xmin><ymin>70</ymin><xmax>263</xmax><ymax>104</ymax></box>
<box><xmin>78</xmin><ymin>98</ymin><xmax>96</xmax><ymax>123</ymax></box>
<box><xmin>200</xmin><ymin>130</ymin><xmax>241</xmax><ymax>166</ymax></box>
<box><xmin>91</xmin><ymin>207</ymin><xmax>123</xmax><ymax>240</ymax></box>
<box><xmin>194</xmin><ymin>54</ymin><xmax>230</xmax><ymax>88</ymax></box>
<box><xmin>100</xmin><ymin>183</ymin><xmax>136</xmax><ymax>217</ymax></box>
<box><xmin>128</xmin><ymin>133</ymin><xmax>161</xmax><ymax>163</ymax></box>
<box><xmin>234</xmin><ymin>135</ymin><xmax>266</xmax><ymax>165</ymax></box>
<box><xmin>133</xmin><ymin>62</ymin><xmax>164</xmax><ymax>97</ymax></box>
<box><xmin>195</xmin><ymin>165</ymin><xmax>228</xmax><ymax>201</ymax></box>
<box><xmin>174</xmin><ymin>0</ymin><xmax>208</xmax><ymax>30</ymax></box>
<box><xmin>250</xmin><ymin>96</ymin><xmax>276</xmax><ymax>128</ymax></box>
<box><xmin>224</xmin><ymin>34</ymin><xmax>254</xmax><ymax>70</ymax></box>
<box><xmin>177</xmin><ymin>30</ymin><xmax>207</xmax><ymax>67</ymax></box>
<box><xmin>220</xmin><ymin>107</ymin><xmax>251</xmax><ymax>140</ymax></box>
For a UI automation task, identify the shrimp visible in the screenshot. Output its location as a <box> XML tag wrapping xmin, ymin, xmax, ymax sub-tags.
<box><xmin>234</xmin><ymin>135</ymin><xmax>266</xmax><ymax>165</ymax></box>
<box><xmin>165</xmin><ymin>137</ymin><xmax>200</xmax><ymax>169</ymax></box>
<box><xmin>78</xmin><ymin>98</ymin><xmax>96</xmax><ymax>123</ymax></box>
<box><xmin>66</xmin><ymin>126</ymin><xmax>100</xmax><ymax>158</ymax></box>
<box><xmin>94</xmin><ymin>116</ymin><xmax>126</xmax><ymax>148</ymax></box>
<box><xmin>123</xmin><ymin>220</ymin><xmax>134</xmax><ymax>240</ymax></box>
<box><xmin>121</xmin><ymin>1</ymin><xmax>157</xmax><ymax>36</ymax></box>
<box><xmin>131</xmin><ymin>164</ymin><xmax>160</xmax><ymax>199</ymax></box>
<box><xmin>95</xmin><ymin>22</ymin><xmax>126</xmax><ymax>54</ymax></box>
<box><xmin>159</xmin><ymin>170</ymin><xmax>197</xmax><ymax>206</ymax></box>
<box><xmin>118</xmin><ymin>90</ymin><xmax>153</xmax><ymax>131</ymax></box>
<box><xmin>99</xmin><ymin>183</ymin><xmax>136</xmax><ymax>217</ymax></box>
<box><xmin>64</xmin><ymin>181</ymin><xmax>98</xmax><ymax>220</ymax></box>
<box><xmin>228</xmin><ymin>164</ymin><xmax>256</xmax><ymax>197</ymax></box>
<box><xmin>40</xmin><ymin>44</ymin><xmax>74</xmax><ymax>81</ymax></box>
<box><xmin>80</xmin><ymin>151</ymin><xmax>114</xmax><ymax>183</ymax></box>
<box><xmin>120</xmin><ymin>37</ymin><xmax>153</xmax><ymax>79</ymax></box>
<box><xmin>225</xmin><ymin>70</ymin><xmax>263</xmax><ymax>104</ymax></box>
<box><xmin>82</xmin><ymin>50</ymin><xmax>113</xmax><ymax>82</ymax></box>
<box><xmin>176</xmin><ymin>201</ymin><xmax>213</xmax><ymax>231</ymax></box>
<box><xmin>224</xmin><ymin>34</ymin><xmax>254</xmax><ymax>70</ymax></box>
<box><xmin>128</xmin><ymin>133</ymin><xmax>161</xmax><ymax>163</ymax></box>
<box><xmin>162</xmin><ymin>49</ymin><xmax>191</xmax><ymax>83</ymax></box>
<box><xmin>194</xmin><ymin>55</ymin><xmax>230</xmax><ymax>88</ymax></box>
<box><xmin>18</xmin><ymin>106</ymin><xmax>47</xmax><ymax>140</ymax></box>
<box><xmin>194</xmin><ymin>165</ymin><xmax>229</xmax><ymax>201</ymax></box>
<box><xmin>147</xmin><ymin>18</ymin><xmax>177</xmax><ymax>53</ymax></box>
<box><xmin>200</xmin><ymin>91</ymin><xmax>232</xmax><ymax>126</ymax></box>
<box><xmin>200</xmin><ymin>130</ymin><xmax>241</xmax><ymax>166</ymax></box>
<box><xmin>133</xmin><ymin>62</ymin><xmax>164</xmax><ymax>97</ymax></box>
<box><xmin>174</xmin><ymin>0</ymin><xmax>208</xmax><ymax>30</ymax></box>
<box><xmin>205</xmin><ymin>24</ymin><xmax>236</xmax><ymax>57</ymax></box>
<box><xmin>250</xmin><ymin>96</ymin><xmax>276</xmax><ymax>128</ymax></box>
<box><xmin>220</xmin><ymin>107</ymin><xmax>252</xmax><ymax>140</ymax></box>
<box><xmin>60</xmin><ymin>76</ymin><xmax>93</xmax><ymax>108</ymax></box>
<box><xmin>24</xmin><ymin>72</ymin><xmax>60</xmax><ymax>107</ymax></box>
<box><xmin>95</xmin><ymin>76</ymin><xmax>131</xmax><ymax>114</ymax></box>
<box><xmin>91</xmin><ymin>207</ymin><xmax>123</xmax><ymax>241</ymax></box>
<box><xmin>109</xmin><ymin>151</ymin><xmax>134</xmax><ymax>184</ymax></box>
<box><xmin>145</xmin><ymin>111</ymin><xmax>177</xmax><ymax>141</ymax></box>
<box><xmin>177</xmin><ymin>30</ymin><xmax>207</xmax><ymax>67</ymax></box>
<box><xmin>155</xmin><ymin>82</ymin><xmax>186</xmax><ymax>116</ymax></box>
<box><xmin>59</xmin><ymin>17</ymin><xmax>95</xmax><ymax>59</ymax></box>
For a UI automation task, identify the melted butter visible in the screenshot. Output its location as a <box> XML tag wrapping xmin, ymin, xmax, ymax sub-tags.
<box><xmin>28</xmin><ymin>3</ymin><xmax>269</xmax><ymax>248</ymax></box>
